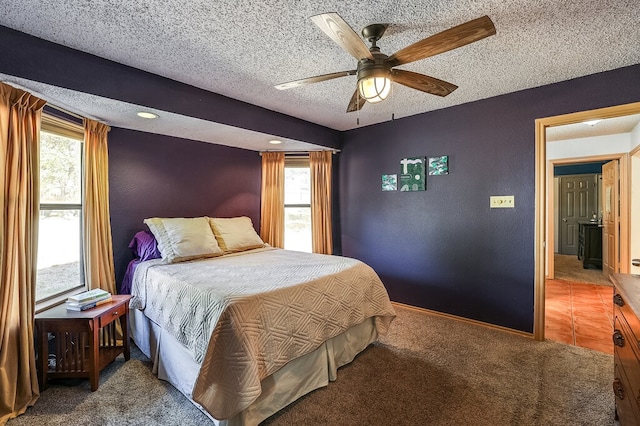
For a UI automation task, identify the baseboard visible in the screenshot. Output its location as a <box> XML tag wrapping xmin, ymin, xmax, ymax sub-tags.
<box><xmin>391</xmin><ymin>301</ymin><xmax>533</xmax><ymax>339</ymax></box>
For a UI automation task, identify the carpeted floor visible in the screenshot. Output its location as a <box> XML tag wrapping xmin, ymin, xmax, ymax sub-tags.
<box><xmin>8</xmin><ymin>305</ymin><xmax>615</xmax><ymax>425</ymax></box>
<box><xmin>554</xmin><ymin>253</ymin><xmax>612</xmax><ymax>286</ymax></box>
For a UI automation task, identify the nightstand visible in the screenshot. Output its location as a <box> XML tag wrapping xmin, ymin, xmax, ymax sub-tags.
<box><xmin>35</xmin><ymin>294</ymin><xmax>132</xmax><ymax>391</ymax></box>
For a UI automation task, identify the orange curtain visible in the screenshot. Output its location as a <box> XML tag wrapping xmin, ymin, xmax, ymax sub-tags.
<box><xmin>310</xmin><ymin>151</ymin><xmax>333</xmax><ymax>254</ymax></box>
<box><xmin>0</xmin><ymin>83</ymin><xmax>46</xmax><ymax>424</ymax></box>
<box><xmin>260</xmin><ymin>152</ymin><xmax>285</xmax><ymax>248</ymax></box>
<box><xmin>83</xmin><ymin>119</ymin><xmax>116</xmax><ymax>295</ymax></box>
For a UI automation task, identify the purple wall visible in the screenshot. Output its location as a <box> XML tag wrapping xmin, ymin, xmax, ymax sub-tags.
<box><xmin>108</xmin><ymin>128</ymin><xmax>261</xmax><ymax>289</ymax></box>
<box><xmin>340</xmin><ymin>64</ymin><xmax>640</xmax><ymax>332</ymax></box>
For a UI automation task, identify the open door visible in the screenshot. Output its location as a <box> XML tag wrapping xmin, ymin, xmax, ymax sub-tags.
<box><xmin>602</xmin><ymin>160</ymin><xmax>619</xmax><ymax>278</ymax></box>
<box><xmin>631</xmin><ymin>148</ymin><xmax>640</xmax><ymax>275</ymax></box>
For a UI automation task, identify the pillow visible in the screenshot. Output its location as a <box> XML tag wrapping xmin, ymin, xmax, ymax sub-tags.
<box><xmin>128</xmin><ymin>230</ymin><xmax>161</xmax><ymax>261</ymax></box>
<box><xmin>144</xmin><ymin>216</ymin><xmax>223</xmax><ymax>263</ymax></box>
<box><xmin>207</xmin><ymin>216</ymin><xmax>265</xmax><ymax>253</ymax></box>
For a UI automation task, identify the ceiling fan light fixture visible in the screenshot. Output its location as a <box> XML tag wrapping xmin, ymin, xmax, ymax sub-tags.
<box><xmin>358</xmin><ymin>76</ymin><xmax>391</xmax><ymax>103</ymax></box>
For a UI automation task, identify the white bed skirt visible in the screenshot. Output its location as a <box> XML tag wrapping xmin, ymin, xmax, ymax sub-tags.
<box><xmin>130</xmin><ymin>308</ymin><xmax>378</xmax><ymax>426</ymax></box>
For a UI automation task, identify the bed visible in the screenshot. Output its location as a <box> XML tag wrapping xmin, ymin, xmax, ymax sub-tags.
<box><xmin>124</xmin><ymin>216</ymin><xmax>396</xmax><ymax>426</ymax></box>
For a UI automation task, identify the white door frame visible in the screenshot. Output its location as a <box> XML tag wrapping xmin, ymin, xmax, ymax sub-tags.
<box><xmin>533</xmin><ymin>102</ymin><xmax>640</xmax><ymax>341</ymax></box>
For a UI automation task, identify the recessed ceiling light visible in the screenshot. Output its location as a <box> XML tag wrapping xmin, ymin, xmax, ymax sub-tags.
<box><xmin>269</xmin><ymin>139</ymin><xmax>282</xmax><ymax>145</ymax></box>
<box><xmin>582</xmin><ymin>119</ymin><xmax>601</xmax><ymax>126</ymax></box>
<box><xmin>137</xmin><ymin>111</ymin><xmax>158</xmax><ymax>119</ymax></box>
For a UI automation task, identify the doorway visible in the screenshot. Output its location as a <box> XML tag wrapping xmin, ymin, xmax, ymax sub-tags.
<box><xmin>547</xmin><ymin>161</ymin><xmax>615</xmax><ymax>353</ymax></box>
<box><xmin>533</xmin><ymin>102</ymin><xmax>640</xmax><ymax>341</ymax></box>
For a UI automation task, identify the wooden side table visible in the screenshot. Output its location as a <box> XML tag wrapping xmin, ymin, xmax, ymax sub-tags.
<box><xmin>35</xmin><ymin>294</ymin><xmax>132</xmax><ymax>391</ymax></box>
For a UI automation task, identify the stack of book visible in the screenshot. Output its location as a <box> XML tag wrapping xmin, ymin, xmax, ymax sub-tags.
<box><xmin>66</xmin><ymin>288</ymin><xmax>112</xmax><ymax>311</ymax></box>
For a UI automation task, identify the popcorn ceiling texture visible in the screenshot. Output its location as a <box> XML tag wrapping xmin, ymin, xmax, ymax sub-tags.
<box><xmin>0</xmin><ymin>0</ymin><xmax>639</xmax><ymax>133</ymax></box>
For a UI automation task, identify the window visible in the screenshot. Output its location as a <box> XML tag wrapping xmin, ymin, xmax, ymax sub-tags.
<box><xmin>284</xmin><ymin>156</ymin><xmax>312</xmax><ymax>252</ymax></box>
<box><xmin>36</xmin><ymin>114</ymin><xmax>85</xmax><ymax>302</ymax></box>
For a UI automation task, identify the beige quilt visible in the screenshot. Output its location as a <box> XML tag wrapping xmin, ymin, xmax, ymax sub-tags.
<box><xmin>131</xmin><ymin>247</ymin><xmax>395</xmax><ymax>420</ymax></box>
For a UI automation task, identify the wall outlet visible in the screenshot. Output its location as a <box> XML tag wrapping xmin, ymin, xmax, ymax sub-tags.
<box><xmin>490</xmin><ymin>195</ymin><xmax>515</xmax><ymax>208</ymax></box>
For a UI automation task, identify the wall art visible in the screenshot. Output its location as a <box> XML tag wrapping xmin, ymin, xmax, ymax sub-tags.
<box><xmin>400</xmin><ymin>157</ymin><xmax>426</xmax><ymax>191</ymax></box>
<box><xmin>382</xmin><ymin>174</ymin><xmax>397</xmax><ymax>191</ymax></box>
<box><xmin>429</xmin><ymin>155</ymin><xmax>449</xmax><ymax>175</ymax></box>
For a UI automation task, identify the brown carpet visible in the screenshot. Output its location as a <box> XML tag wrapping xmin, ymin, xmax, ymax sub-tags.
<box><xmin>554</xmin><ymin>253</ymin><xmax>612</xmax><ymax>286</ymax></box>
<box><xmin>8</xmin><ymin>305</ymin><xmax>615</xmax><ymax>425</ymax></box>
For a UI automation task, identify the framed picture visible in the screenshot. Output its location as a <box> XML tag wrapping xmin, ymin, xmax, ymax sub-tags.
<box><xmin>382</xmin><ymin>174</ymin><xmax>397</xmax><ymax>191</ymax></box>
<box><xmin>400</xmin><ymin>157</ymin><xmax>426</xmax><ymax>191</ymax></box>
<box><xmin>429</xmin><ymin>155</ymin><xmax>449</xmax><ymax>175</ymax></box>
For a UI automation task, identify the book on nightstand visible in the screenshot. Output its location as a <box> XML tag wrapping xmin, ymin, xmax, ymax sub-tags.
<box><xmin>66</xmin><ymin>296</ymin><xmax>112</xmax><ymax>311</ymax></box>
<box><xmin>66</xmin><ymin>290</ymin><xmax>112</xmax><ymax>311</ymax></box>
<box><xmin>67</xmin><ymin>288</ymin><xmax>110</xmax><ymax>304</ymax></box>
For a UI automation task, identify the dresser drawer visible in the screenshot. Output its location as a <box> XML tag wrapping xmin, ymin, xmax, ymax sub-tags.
<box><xmin>613</xmin><ymin>315</ymin><xmax>640</xmax><ymax>390</ymax></box>
<box><xmin>97</xmin><ymin>302</ymin><xmax>128</xmax><ymax>329</ymax></box>
<box><xmin>615</xmin><ymin>289</ymin><xmax>640</xmax><ymax>346</ymax></box>
<box><xmin>614</xmin><ymin>363</ymin><xmax>640</xmax><ymax>425</ymax></box>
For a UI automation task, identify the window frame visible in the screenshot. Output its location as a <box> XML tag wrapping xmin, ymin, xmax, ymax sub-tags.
<box><xmin>36</xmin><ymin>113</ymin><xmax>86</xmax><ymax>309</ymax></box>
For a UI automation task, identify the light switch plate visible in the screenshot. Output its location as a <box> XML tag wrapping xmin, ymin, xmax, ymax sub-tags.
<box><xmin>490</xmin><ymin>195</ymin><xmax>515</xmax><ymax>208</ymax></box>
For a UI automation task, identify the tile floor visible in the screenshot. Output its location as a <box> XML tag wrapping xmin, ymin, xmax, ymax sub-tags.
<box><xmin>545</xmin><ymin>279</ymin><xmax>614</xmax><ymax>354</ymax></box>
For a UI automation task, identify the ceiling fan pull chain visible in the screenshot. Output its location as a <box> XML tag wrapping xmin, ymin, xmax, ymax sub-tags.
<box><xmin>391</xmin><ymin>80</ymin><xmax>395</xmax><ymax>121</ymax></box>
<box><xmin>357</xmin><ymin>89</ymin><xmax>361</xmax><ymax>126</ymax></box>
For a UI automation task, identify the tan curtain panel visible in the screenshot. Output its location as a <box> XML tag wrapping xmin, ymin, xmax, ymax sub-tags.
<box><xmin>310</xmin><ymin>151</ymin><xmax>333</xmax><ymax>254</ymax></box>
<box><xmin>260</xmin><ymin>152</ymin><xmax>285</xmax><ymax>248</ymax></box>
<box><xmin>83</xmin><ymin>119</ymin><xmax>116</xmax><ymax>295</ymax></box>
<box><xmin>0</xmin><ymin>83</ymin><xmax>46</xmax><ymax>424</ymax></box>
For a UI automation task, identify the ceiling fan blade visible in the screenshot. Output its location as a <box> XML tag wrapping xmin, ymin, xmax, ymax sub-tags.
<box><xmin>386</xmin><ymin>15</ymin><xmax>496</xmax><ymax>68</ymax></box>
<box><xmin>311</xmin><ymin>13</ymin><xmax>374</xmax><ymax>61</ymax></box>
<box><xmin>275</xmin><ymin>70</ymin><xmax>356</xmax><ymax>90</ymax></box>
<box><xmin>346</xmin><ymin>88</ymin><xmax>366</xmax><ymax>113</ymax></box>
<box><xmin>391</xmin><ymin>69</ymin><xmax>458</xmax><ymax>97</ymax></box>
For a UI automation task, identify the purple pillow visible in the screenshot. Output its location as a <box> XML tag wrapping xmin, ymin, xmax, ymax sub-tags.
<box><xmin>129</xmin><ymin>230</ymin><xmax>161</xmax><ymax>261</ymax></box>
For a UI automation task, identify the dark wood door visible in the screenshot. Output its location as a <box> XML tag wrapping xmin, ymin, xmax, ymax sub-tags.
<box><xmin>559</xmin><ymin>174</ymin><xmax>597</xmax><ymax>255</ymax></box>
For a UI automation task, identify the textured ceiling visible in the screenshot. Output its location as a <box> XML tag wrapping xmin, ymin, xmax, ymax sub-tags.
<box><xmin>1</xmin><ymin>0</ymin><xmax>639</xmax><ymax>149</ymax></box>
<box><xmin>546</xmin><ymin>113</ymin><xmax>640</xmax><ymax>142</ymax></box>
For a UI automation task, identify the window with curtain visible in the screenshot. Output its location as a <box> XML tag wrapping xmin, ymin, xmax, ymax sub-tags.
<box><xmin>36</xmin><ymin>114</ymin><xmax>85</xmax><ymax>302</ymax></box>
<box><xmin>284</xmin><ymin>156</ymin><xmax>312</xmax><ymax>252</ymax></box>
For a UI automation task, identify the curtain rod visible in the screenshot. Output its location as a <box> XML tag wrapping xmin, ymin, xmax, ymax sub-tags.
<box><xmin>45</xmin><ymin>102</ymin><xmax>85</xmax><ymax>120</ymax></box>
<box><xmin>259</xmin><ymin>150</ymin><xmax>339</xmax><ymax>156</ymax></box>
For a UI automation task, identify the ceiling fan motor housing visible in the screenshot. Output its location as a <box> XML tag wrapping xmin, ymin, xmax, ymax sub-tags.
<box><xmin>357</xmin><ymin>48</ymin><xmax>390</xmax><ymax>82</ymax></box>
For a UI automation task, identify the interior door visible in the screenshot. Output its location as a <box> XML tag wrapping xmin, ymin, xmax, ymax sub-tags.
<box><xmin>631</xmin><ymin>150</ymin><xmax>640</xmax><ymax>274</ymax></box>
<box><xmin>559</xmin><ymin>175</ymin><xmax>597</xmax><ymax>255</ymax></box>
<box><xmin>602</xmin><ymin>160</ymin><xmax>619</xmax><ymax>278</ymax></box>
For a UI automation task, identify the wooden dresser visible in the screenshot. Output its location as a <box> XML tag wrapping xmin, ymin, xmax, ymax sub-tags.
<box><xmin>612</xmin><ymin>273</ymin><xmax>640</xmax><ymax>424</ymax></box>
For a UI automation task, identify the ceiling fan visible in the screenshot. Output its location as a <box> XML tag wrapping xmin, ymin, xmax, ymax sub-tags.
<box><xmin>275</xmin><ymin>13</ymin><xmax>496</xmax><ymax>113</ymax></box>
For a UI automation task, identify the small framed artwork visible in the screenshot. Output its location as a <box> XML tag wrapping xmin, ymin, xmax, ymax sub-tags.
<box><xmin>429</xmin><ymin>155</ymin><xmax>449</xmax><ymax>175</ymax></box>
<box><xmin>382</xmin><ymin>174</ymin><xmax>397</xmax><ymax>191</ymax></box>
<box><xmin>400</xmin><ymin>157</ymin><xmax>426</xmax><ymax>191</ymax></box>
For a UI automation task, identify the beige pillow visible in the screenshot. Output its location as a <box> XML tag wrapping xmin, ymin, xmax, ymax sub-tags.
<box><xmin>207</xmin><ymin>216</ymin><xmax>265</xmax><ymax>253</ymax></box>
<box><xmin>144</xmin><ymin>217</ymin><xmax>223</xmax><ymax>263</ymax></box>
